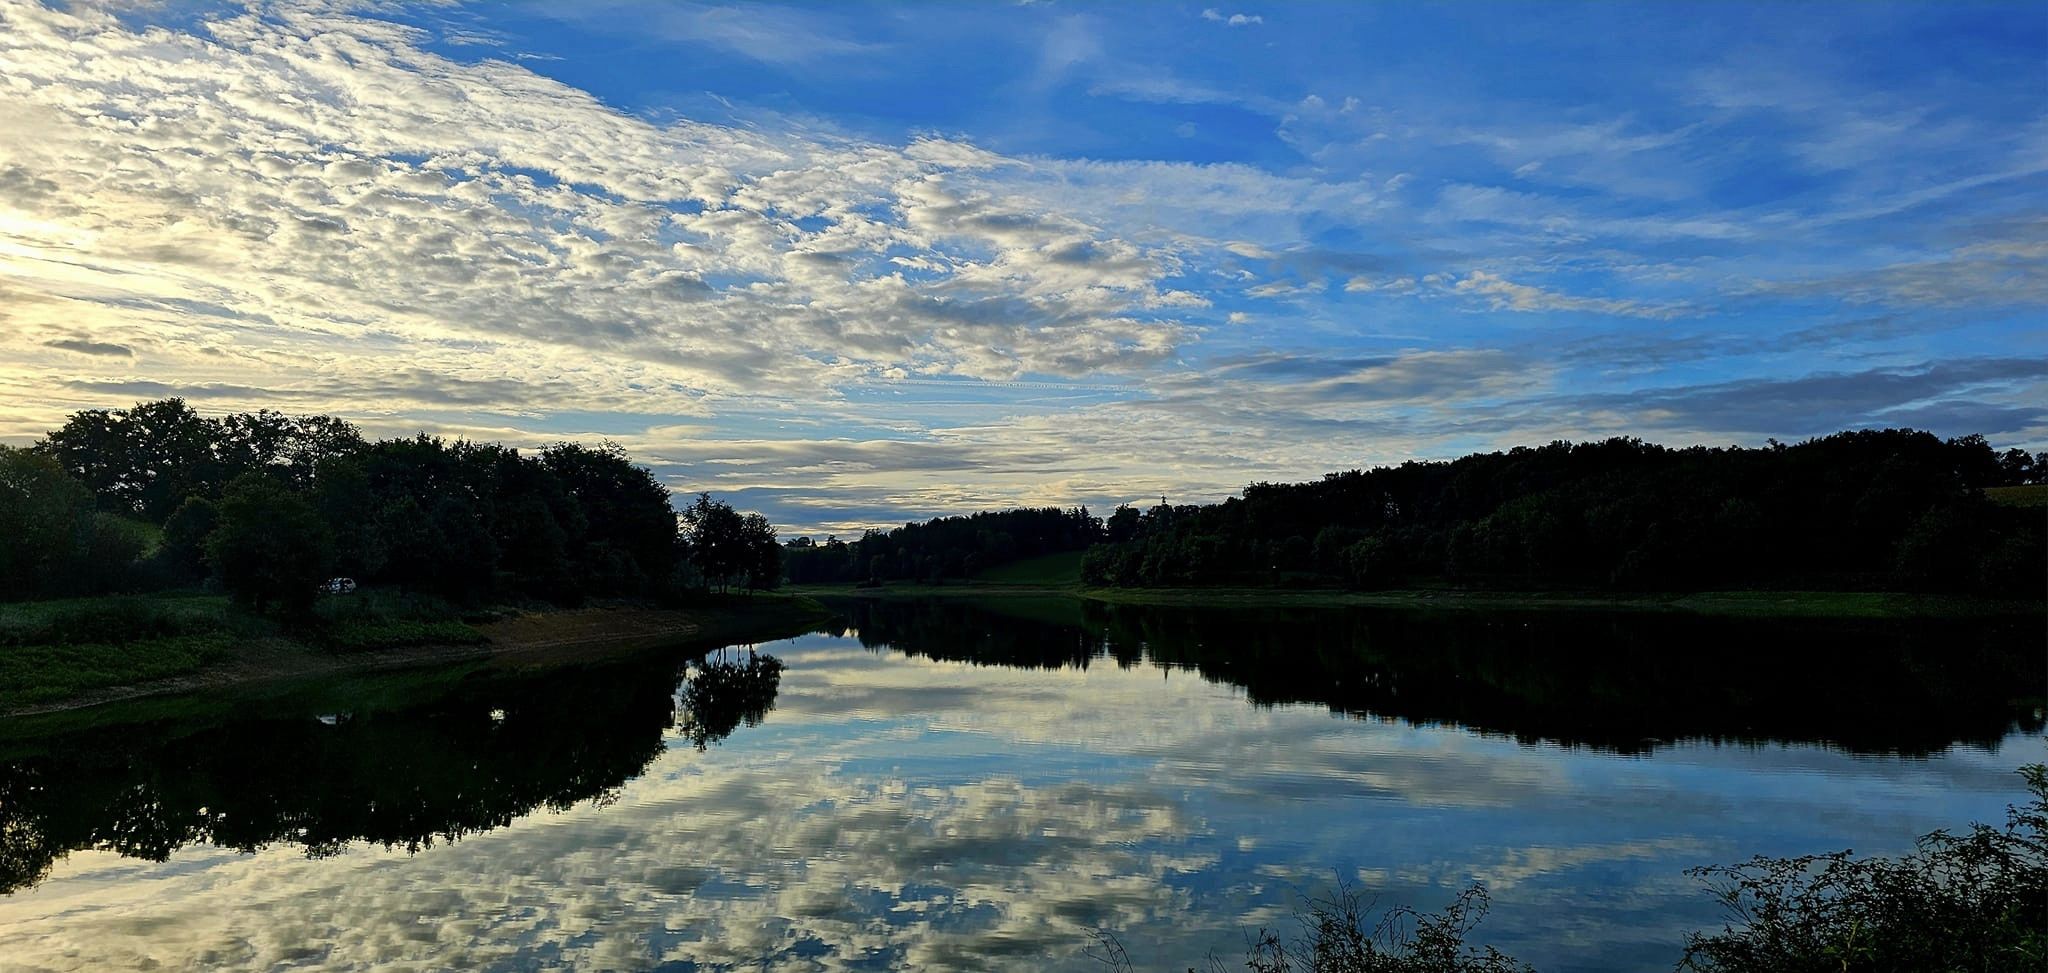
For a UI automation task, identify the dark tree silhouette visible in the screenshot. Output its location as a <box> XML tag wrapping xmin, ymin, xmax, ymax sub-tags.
<box><xmin>204</xmin><ymin>476</ymin><xmax>334</xmax><ymax>615</ymax></box>
<box><xmin>1081</xmin><ymin>430</ymin><xmax>2044</xmax><ymax>597</ymax></box>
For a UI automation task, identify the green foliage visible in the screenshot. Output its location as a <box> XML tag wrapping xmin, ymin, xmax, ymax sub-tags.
<box><xmin>975</xmin><ymin>550</ymin><xmax>1085</xmax><ymax>586</ymax></box>
<box><xmin>308</xmin><ymin>588</ymin><xmax>484</xmax><ymax>652</ymax></box>
<box><xmin>0</xmin><ymin>595</ymin><xmax>248</xmax><ymax>704</ymax></box>
<box><xmin>682</xmin><ymin>494</ymin><xmax>782</xmax><ymax>592</ymax></box>
<box><xmin>158</xmin><ymin>495</ymin><xmax>219</xmax><ymax>580</ymax></box>
<box><xmin>784</xmin><ymin>506</ymin><xmax>1101</xmax><ymax>585</ymax></box>
<box><xmin>319</xmin><ymin>619</ymin><xmax>485</xmax><ymax>653</ymax></box>
<box><xmin>205</xmin><ymin>477</ymin><xmax>334</xmax><ymax>616</ymax></box>
<box><xmin>0</xmin><ymin>595</ymin><xmax>233</xmax><ymax>647</ymax></box>
<box><xmin>1986</xmin><ymin>484</ymin><xmax>2048</xmax><ymax>509</ymax></box>
<box><xmin>37</xmin><ymin>399</ymin><xmax>362</xmax><ymax>521</ymax></box>
<box><xmin>0</xmin><ymin>635</ymin><xmax>235</xmax><ymax>706</ymax></box>
<box><xmin>1680</xmin><ymin>763</ymin><xmax>2048</xmax><ymax>972</ymax></box>
<box><xmin>19</xmin><ymin>400</ymin><xmax>773</xmax><ymax>608</ymax></box>
<box><xmin>1241</xmin><ymin>883</ymin><xmax>1532</xmax><ymax>973</ymax></box>
<box><xmin>0</xmin><ymin>446</ymin><xmax>96</xmax><ymax>598</ymax></box>
<box><xmin>1090</xmin><ymin>883</ymin><xmax>1528</xmax><ymax>973</ymax></box>
<box><xmin>1086</xmin><ymin>431</ymin><xmax>2045</xmax><ymax>597</ymax></box>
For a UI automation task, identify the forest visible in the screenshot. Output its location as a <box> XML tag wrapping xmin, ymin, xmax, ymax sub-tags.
<box><xmin>778</xmin><ymin>428</ymin><xmax>2043</xmax><ymax>598</ymax></box>
<box><xmin>0</xmin><ymin>399</ymin><xmax>780</xmax><ymax>613</ymax></box>
<box><xmin>781</xmin><ymin>505</ymin><xmax>1101</xmax><ymax>585</ymax></box>
<box><xmin>1079</xmin><ymin>430</ymin><xmax>2046</xmax><ymax>596</ymax></box>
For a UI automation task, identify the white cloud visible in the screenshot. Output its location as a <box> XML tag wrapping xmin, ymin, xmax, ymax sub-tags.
<box><xmin>0</xmin><ymin>0</ymin><xmax>1211</xmax><ymax>430</ymax></box>
<box><xmin>1200</xmin><ymin>8</ymin><xmax>1263</xmax><ymax>27</ymax></box>
<box><xmin>1451</xmin><ymin>271</ymin><xmax>1693</xmax><ymax>320</ymax></box>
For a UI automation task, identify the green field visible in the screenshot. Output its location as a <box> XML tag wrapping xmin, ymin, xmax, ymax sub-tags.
<box><xmin>1987</xmin><ymin>484</ymin><xmax>2048</xmax><ymax>508</ymax></box>
<box><xmin>0</xmin><ymin>594</ymin><xmax>250</xmax><ymax>706</ymax></box>
<box><xmin>972</xmin><ymin>550</ymin><xmax>1084</xmax><ymax>586</ymax></box>
<box><xmin>0</xmin><ymin>588</ymin><xmax>835</xmax><ymax>716</ymax></box>
<box><xmin>0</xmin><ymin>589</ymin><xmax>488</xmax><ymax>710</ymax></box>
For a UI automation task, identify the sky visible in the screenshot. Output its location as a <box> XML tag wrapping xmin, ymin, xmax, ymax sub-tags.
<box><xmin>0</xmin><ymin>0</ymin><xmax>2043</xmax><ymax>534</ymax></box>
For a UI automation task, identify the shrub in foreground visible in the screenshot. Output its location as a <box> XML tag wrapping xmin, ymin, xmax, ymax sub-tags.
<box><xmin>1680</xmin><ymin>763</ymin><xmax>2048</xmax><ymax>972</ymax></box>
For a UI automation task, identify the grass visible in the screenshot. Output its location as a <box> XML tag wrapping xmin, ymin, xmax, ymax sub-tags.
<box><xmin>1987</xmin><ymin>484</ymin><xmax>2048</xmax><ymax>509</ymax></box>
<box><xmin>0</xmin><ymin>591</ymin><xmax>837</xmax><ymax>741</ymax></box>
<box><xmin>0</xmin><ymin>592</ymin><xmax>243</xmax><ymax>645</ymax></box>
<box><xmin>0</xmin><ymin>635</ymin><xmax>239</xmax><ymax>707</ymax></box>
<box><xmin>310</xmin><ymin>588</ymin><xmax>487</xmax><ymax>652</ymax></box>
<box><xmin>974</xmin><ymin>550</ymin><xmax>1084</xmax><ymax>586</ymax></box>
<box><xmin>0</xmin><ymin>587</ymin><xmax>834</xmax><ymax>716</ymax></box>
<box><xmin>0</xmin><ymin>593</ymin><xmax>259</xmax><ymax>706</ymax></box>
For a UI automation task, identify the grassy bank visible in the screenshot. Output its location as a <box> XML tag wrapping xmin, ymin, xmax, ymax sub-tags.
<box><xmin>0</xmin><ymin>590</ymin><xmax>831</xmax><ymax>717</ymax></box>
<box><xmin>800</xmin><ymin>545</ymin><xmax>2041</xmax><ymax>619</ymax></box>
<box><xmin>1</xmin><ymin>594</ymin><xmax>264</xmax><ymax>708</ymax></box>
<box><xmin>795</xmin><ymin>578</ymin><xmax>2040</xmax><ymax>620</ymax></box>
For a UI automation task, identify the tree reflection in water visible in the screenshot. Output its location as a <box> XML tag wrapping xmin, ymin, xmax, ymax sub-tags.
<box><xmin>827</xmin><ymin>597</ymin><xmax>2044</xmax><ymax>756</ymax></box>
<box><xmin>0</xmin><ymin>650</ymin><xmax>785</xmax><ymax>894</ymax></box>
<box><xmin>676</xmin><ymin>648</ymin><xmax>784</xmax><ymax>751</ymax></box>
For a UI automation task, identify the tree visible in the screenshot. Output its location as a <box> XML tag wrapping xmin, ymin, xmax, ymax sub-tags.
<box><xmin>0</xmin><ymin>446</ymin><xmax>95</xmax><ymax>599</ymax></box>
<box><xmin>215</xmin><ymin>409</ymin><xmax>364</xmax><ymax>488</ymax></box>
<box><xmin>542</xmin><ymin>442</ymin><xmax>679</xmax><ymax>593</ymax></box>
<box><xmin>740</xmin><ymin>513</ymin><xmax>782</xmax><ymax>592</ymax></box>
<box><xmin>205</xmin><ymin>477</ymin><xmax>333</xmax><ymax>615</ymax></box>
<box><xmin>39</xmin><ymin>398</ymin><xmax>220</xmax><ymax>520</ymax></box>
<box><xmin>159</xmin><ymin>495</ymin><xmax>219</xmax><ymax>581</ymax></box>
<box><xmin>682</xmin><ymin>494</ymin><xmax>748</xmax><ymax>592</ymax></box>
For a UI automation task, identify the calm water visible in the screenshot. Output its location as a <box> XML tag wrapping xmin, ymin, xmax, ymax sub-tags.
<box><xmin>0</xmin><ymin>598</ymin><xmax>2040</xmax><ymax>972</ymax></box>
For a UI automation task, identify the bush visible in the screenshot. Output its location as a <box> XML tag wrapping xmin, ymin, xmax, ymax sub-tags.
<box><xmin>0</xmin><ymin>596</ymin><xmax>231</xmax><ymax>647</ymax></box>
<box><xmin>1680</xmin><ymin>763</ymin><xmax>2048</xmax><ymax>971</ymax></box>
<box><xmin>1241</xmin><ymin>883</ymin><xmax>1531</xmax><ymax>973</ymax></box>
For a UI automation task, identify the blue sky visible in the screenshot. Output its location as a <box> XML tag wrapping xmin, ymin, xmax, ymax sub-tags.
<box><xmin>1</xmin><ymin>1</ymin><xmax>2042</xmax><ymax>532</ymax></box>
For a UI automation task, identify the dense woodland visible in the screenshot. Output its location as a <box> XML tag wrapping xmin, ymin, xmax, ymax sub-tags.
<box><xmin>1080</xmin><ymin>430</ymin><xmax>2046</xmax><ymax>596</ymax></box>
<box><xmin>781</xmin><ymin>506</ymin><xmax>1101</xmax><ymax>585</ymax></box>
<box><xmin>6</xmin><ymin>402</ymin><xmax>2043</xmax><ymax>608</ymax></box>
<box><xmin>0</xmin><ymin>399</ymin><xmax>780</xmax><ymax>612</ymax></box>
<box><xmin>778</xmin><ymin>428</ymin><xmax>2045</xmax><ymax>598</ymax></box>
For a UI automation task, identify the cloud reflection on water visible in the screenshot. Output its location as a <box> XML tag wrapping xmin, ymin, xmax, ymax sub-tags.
<box><xmin>0</xmin><ymin>625</ymin><xmax>2038</xmax><ymax>972</ymax></box>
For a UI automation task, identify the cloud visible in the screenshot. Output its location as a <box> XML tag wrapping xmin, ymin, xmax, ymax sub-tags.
<box><xmin>1558</xmin><ymin>357</ymin><xmax>2048</xmax><ymax>437</ymax></box>
<box><xmin>0</xmin><ymin>629</ymin><xmax>2023</xmax><ymax>971</ymax></box>
<box><xmin>1200</xmin><ymin>9</ymin><xmax>1263</xmax><ymax>27</ymax></box>
<box><xmin>0</xmin><ymin>0</ymin><xmax>2040</xmax><ymax>532</ymax></box>
<box><xmin>1452</xmin><ymin>271</ymin><xmax>1692</xmax><ymax>320</ymax></box>
<box><xmin>42</xmin><ymin>338</ymin><xmax>132</xmax><ymax>357</ymax></box>
<box><xmin>0</xmin><ymin>0</ymin><xmax>1207</xmax><ymax>418</ymax></box>
<box><xmin>527</xmin><ymin>2</ymin><xmax>887</xmax><ymax>66</ymax></box>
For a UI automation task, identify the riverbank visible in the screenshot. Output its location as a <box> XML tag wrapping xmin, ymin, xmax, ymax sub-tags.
<box><xmin>793</xmin><ymin>580</ymin><xmax>2042</xmax><ymax>619</ymax></box>
<box><xmin>0</xmin><ymin>592</ymin><xmax>831</xmax><ymax>720</ymax></box>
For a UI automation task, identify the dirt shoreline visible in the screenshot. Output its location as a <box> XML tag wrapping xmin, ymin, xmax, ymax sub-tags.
<box><xmin>2</xmin><ymin>606</ymin><xmax>760</xmax><ymax>721</ymax></box>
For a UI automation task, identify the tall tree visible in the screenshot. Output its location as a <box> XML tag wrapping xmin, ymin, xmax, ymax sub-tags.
<box><xmin>682</xmin><ymin>494</ymin><xmax>748</xmax><ymax>593</ymax></box>
<box><xmin>0</xmin><ymin>446</ymin><xmax>95</xmax><ymax>599</ymax></box>
<box><xmin>205</xmin><ymin>476</ymin><xmax>333</xmax><ymax>616</ymax></box>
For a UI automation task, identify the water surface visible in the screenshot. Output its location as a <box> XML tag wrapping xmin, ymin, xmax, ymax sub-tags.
<box><xmin>0</xmin><ymin>598</ymin><xmax>2039</xmax><ymax>971</ymax></box>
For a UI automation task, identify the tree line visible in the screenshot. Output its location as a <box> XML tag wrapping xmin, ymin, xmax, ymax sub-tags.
<box><xmin>1082</xmin><ymin>430</ymin><xmax>2045</xmax><ymax>596</ymax></box>
<box><xmin>782</xmin><ymin>505</ymin><xmax>1101</xmax><ymax>584</ymax></box>
<box><xmin>0</xmin><ymin>399</ymin><xmax>781</xmax><ymax>612</ymax></box>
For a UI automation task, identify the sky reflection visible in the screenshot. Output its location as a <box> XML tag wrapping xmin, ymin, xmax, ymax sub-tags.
<box><xmin>0</xmin><ymin>625</ymin><xmax>2038</xmax><ymax>972</ymax></box>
